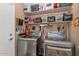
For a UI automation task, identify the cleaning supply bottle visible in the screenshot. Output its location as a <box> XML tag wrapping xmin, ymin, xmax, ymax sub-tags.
<box><xmin>23</xmin><ymin>25</ymin><xmax>30</xmax><ymax>37</ymax></box>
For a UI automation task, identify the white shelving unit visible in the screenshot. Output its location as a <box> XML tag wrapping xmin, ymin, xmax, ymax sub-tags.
<box><xmin>27</xmin><ymin>21</ymin><xmax>71</xmax><ymax>25</ymax></box>
<box><xmin>24</xmin><ymin>5</ymin><xmax>72</xmax><ymax>41</ymax></box>
<box><xmin>24</xmin><ymin>6</ymin><xmax>72</xmax><ymax>16</ymax></box>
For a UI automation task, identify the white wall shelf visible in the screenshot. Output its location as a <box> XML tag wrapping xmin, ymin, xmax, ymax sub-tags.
<box><xmin>24</xmin><ymin>6</ymin><xmax>72</xmax><ymax>16</ymax></box>
<box><xmin>27</xmin><ymin>21</ymin><xmax>71</xmax><ymax>25</ymax></box>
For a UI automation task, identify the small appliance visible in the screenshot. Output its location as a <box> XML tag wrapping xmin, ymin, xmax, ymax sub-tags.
<box><xmin>47</xmin><ymin>16</ymin><xmax>55</xmax><ymax>22</ymax></box>
<box><xmin>41</xmin><ymin>16</ymin><xmax>47</xmax><ymax>23</ymax></box>
<box><xmin>45</xmin><ymin>3</ymin><xmax>54</xmax><ymax>10</ymax></box>
<box><xmin>31</xmin><ymin>4</ymin><xmax>39</xmax><ymax>12</ymax></box>
<box><xmin>31</xmin><ymin>4</ymin><xmax>44</xmax><ymax>12</ymax></box>
<box><xmin>34</xmin><ymin>17</ymin><xmax>42</xmax><ymax>23</ymax></box>
<box><xmin>24</xmin><ymin>5</ymin><xmax>31</xmax><ymax>13</ymax></box>
<box><xmin>55</xmin><ymin>13</ymin><xmax>63</xmax><ymax>22</ymax></box>
<box><xmin>63</xmin><ymin>13</ymin><xmax>73</xmax><ymax>21</ymax></box>
<box><xmin>59</xmin><ymin>3</ymin><xmax>72</xmax><ymax>7</ymax></box>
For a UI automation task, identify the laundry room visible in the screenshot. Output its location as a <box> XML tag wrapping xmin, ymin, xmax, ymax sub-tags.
<box><xmin>15</xmin><ymin>3</ymin><xmax>79</xmax><ymax>56</ymax></box>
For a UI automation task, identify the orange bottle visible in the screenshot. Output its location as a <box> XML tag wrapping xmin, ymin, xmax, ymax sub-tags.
<box><xmin>23</xmin><ymin>26</ymin><xmax>30</xmax><ymax>37</ymax></box>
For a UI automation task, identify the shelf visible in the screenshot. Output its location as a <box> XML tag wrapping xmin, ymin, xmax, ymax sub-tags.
<box><xmin>27</xmin><ymin>21</ymin><xmax>71</xmax><ymax>25</ymax></box>
<box><xmin>27</xmin><ymin>23</ymin><xmax>47</xmax><ymax>26</ymax></box>
<box><xmin>24</xmin><ymin>6</ymin><xmax>72</xmax><ymax>16</ymax></box>
<box><xmin>51</xmin><ymin>21</ymin><xmax>71</xmax><ymax>24</ymax></box>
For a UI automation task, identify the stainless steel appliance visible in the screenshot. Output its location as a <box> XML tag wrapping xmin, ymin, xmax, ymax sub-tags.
<box><xmin>44</xmin><ymin>40</ymin><xmax>75</xmax><ymax>56</ymax></box>
<box><xmin>48</xmin><ymin>31</ymin><xmax>67</xmax><ymax>41</ymax></box>
<box><xmin>18</xmin><ymin>37</ymin><xmax>38</xmax><ymax>56</ymax></box>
